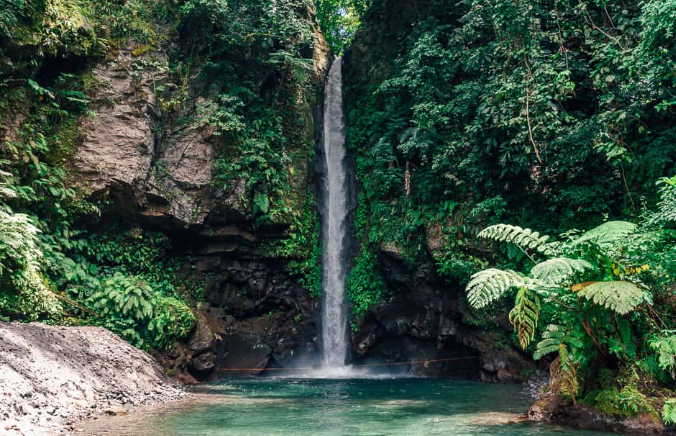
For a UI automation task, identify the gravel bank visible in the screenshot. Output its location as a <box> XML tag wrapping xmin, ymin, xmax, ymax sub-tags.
<box><xmin>0</xmin><ymin>322</ymin><xmax>185</xmax><ymax>436</ymax></box>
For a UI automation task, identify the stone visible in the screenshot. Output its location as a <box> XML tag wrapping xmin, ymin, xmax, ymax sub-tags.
<box><xmin>188</xmin><ymin>352</ymin><xmax>216</xmax><ymax>373</ymax></box>
<box><xmin>187</xmin><ymin>312</ymin><xmax>217</xmax><ymax>355</ymax></box>
<box><xmin>103</xmin><ymin>407</ymin><xmax>128</xmax><ymax>416</ymax></box>
<box><xmin>219</xmin><ymin>332</ymin><xmax>273</xmax><ymax>376</ymax></box>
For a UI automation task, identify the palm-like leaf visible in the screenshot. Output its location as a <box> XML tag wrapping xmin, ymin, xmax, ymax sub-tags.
<box><xmin>466</xmin><ymin>268</ymin><xmax>534</xmax><ymax>309</ymax></box>
<box><xmin>573</xmin><ymin>221</ymin><xmax>636</xmax><ymax>249</ymax></box>
<box><xmin>478</xmin><ymin>224</ymin><xmax>554</xmax><ymax>255</ymax></box>
<box><xmin>533</xmin><ymin>324</ymin><xmax>566</xmax><ymax>360</ymax></box>
<box><xmin>530</xmin><ymin>258</ymin><xmax>594</xmax><ymax>286</ymax></box>
<box><xmin>575</xmin><ymin>281</ymin><xmax>643</xmax><ymax>315</ymax></box>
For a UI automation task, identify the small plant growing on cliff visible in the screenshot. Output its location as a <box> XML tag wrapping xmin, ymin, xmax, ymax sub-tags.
<box><xmin>147</xmin><ymin>295</ymin><xmax>195</xmax><ymax>350</ymax></box>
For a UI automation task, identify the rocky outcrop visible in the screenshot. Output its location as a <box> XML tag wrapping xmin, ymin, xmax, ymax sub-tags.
<box><xmin>0</xmin><ymin>322</ymin><xmax>184</xmax><ymax>436</ymax></box>
<box><xmin>528</xmin><ymin>394</ymin><xmax>669</xmax><ymax>435</ymax></box>
<box><xmin>68</xmin><ymin>46</ymin><xmax>231</xmax><ymax>228</ymax></box>
<box><xmin>64</xmin><ymin>3</ymin><xmax>331</xmax><ymax>379</ymax></box>
<box><xmin>71</xmin><ymin>47</ymin><xmax>159</xmax><ymax>198</ymax></box>
<box><xmin>351</xmin><ymin>246</ymin><xmax>535</xmax><ymax>381</ymax></box>
<box><xmin>70</xmin><ymin>8</ymin><xmax>330</xmax><ymax>231</ymax></box>
<box><xmin>159</xmin><ymin>255</ymin><xmax>319</xmax><ymax>378</ymax></box>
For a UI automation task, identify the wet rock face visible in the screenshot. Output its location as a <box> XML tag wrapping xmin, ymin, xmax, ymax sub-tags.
<box><xmin>185</xmin><ymin>311</ymin><xmax>220</xmax><ymax>379</ymax></box>
<box><xmin>196</xmin><ymin>256</ymin><xmax>320</xmax><ymax>374</ymax></box>
<box><xmin>351</xmin><ymin>248</ymin><xmax>535</xmax><ymax>381</ymax></box>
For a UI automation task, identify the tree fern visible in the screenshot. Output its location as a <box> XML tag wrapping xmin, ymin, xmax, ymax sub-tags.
<box><xmin>509</xmin><ymin>287</ymin><xmax>541</xmax><ymax>349</ymax></box>
<box><xmin>531</xmin><ymin>257</ymin><xmax>594</xmax><ymax>286</ymax></box>
<box><xmin>575</xmin><ymin>281</ymin><xmax>643</xmax><ymax>315</ymax></box>
<box><xmin>478</xmin><ymin>224</ymin><xmax>554</xmax><ymax>255</ymax></box>
<box><xmin>466</xmin><ymin>268</ymin><xmax>534</xmax><ymax>309</ymax></box>
<box><xmin>572</xmin><ymin>221</ymin><xmax>637</xmax><ymax>249</ymax></box>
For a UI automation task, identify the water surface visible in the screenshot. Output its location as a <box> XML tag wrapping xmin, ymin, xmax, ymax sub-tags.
<box><xmin>79</xmin><ymin>378</ymin><xmax>619</xmax><ymax>436</ymax></box>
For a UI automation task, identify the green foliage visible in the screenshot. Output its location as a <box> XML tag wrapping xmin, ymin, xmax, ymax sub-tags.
<box><xmin>508</xmin><ymin>287</ymin><xmax>541</xmax><ymax>349</ymax></box>
<box><xmin>90</xmin><ymin>273</ymin><xmax>154</xmax><ymax>322</ymax></box>
<box><xmin>466</xmin><ymin>212</ymin><xmax>676</xmax><ymax>409</ymax></box>
<box><xmin>147</xmin><ymin>295</ymin><xmax>196</xmax><ymax>350</ymax></box>
<box><xmin>572</xmin><ymin>221</ymin><xmax>637</xmax><ymax>250</ymax></box>
<box><xmin>89</xmin><ymin>272</ymin><xmax>195</xmax><ymax>350</ymax></box>
<box><xmin>173</xmin><ymin>0</ymin><xmax>321</xmax><ymax>225</ymax></box>
<box><xmin>663</xmin><ymin>399</ymin><xmax>676</xmax><ymax>426</ymax></box>
<box><xmin>648</xmin><ymin>334</ymin><xmax>676</xmax><ymax>373</ymax></box>
<box><xmin>0</xmin><ymin>16</ymin><xmax>193</xmax><ymax>345</ymax></box>
<box><xmin>346</xmin><ymin>0</ymin><xmax>676</xmax><ymax>316</ymax></box>
<box><xmin>0</xmin><ymin>168</ymin><xmax>61</xmax><ymax>320</ymax></box>
<box><xmin>467</xmin><ymin>269</ymin><xmax>533</xmax><ymax>309</ymax></box>
<box><xmin>266</xmin><ymin>190</ymin><xmax>323</xmax><ymax>297</ymax></box>
<box><xmin>314</xmin><ymin>0</ymin><xmax>361</xmax><ymax>53</ymax></box>
<box><xmin>591</xmin><ymin>385</ymin><xmax>655</xmax><ymax>419</ymax></box>
<box><xmin>479</xmin><ymin>225</ymin><xmax>553</xmax><ymax>256</ymax></box>
<box><xmin>531</xmin><ymin>258</ymin><xmax>594</xmax><ymax>286</ymax></box>
<box><xmin>576</xmin><ymin>281</ymin><xmax>644</xmax><ymax>316</ymax></box>
<box><xmin>534</xmin><ymin>325</ymin><xmax>565</xmax><ymax>360</ymax></box>
<box><xmin>648</xmin><ymin>176</ymin><xmax>676</xmax><ymax>226</ymax></box>
<box><xmin>347</xmin><ymin>249</ymin><xmax>386</xmax><ymax>314</ymax></box>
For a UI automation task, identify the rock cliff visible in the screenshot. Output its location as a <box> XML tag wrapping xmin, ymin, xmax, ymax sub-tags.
<box><xmin>59</xmin><ymin>6</ymin><xmax>331</xmax><ymax>380</ymax></box>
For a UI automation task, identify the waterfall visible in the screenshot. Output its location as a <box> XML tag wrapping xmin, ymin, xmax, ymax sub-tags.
<box><xmin>320</xmin><ymin>57</ymin><xmax>350</xmax><ymax>372</ymax></box>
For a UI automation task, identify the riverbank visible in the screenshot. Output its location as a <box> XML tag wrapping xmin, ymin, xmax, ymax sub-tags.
<box><xmin>0</xmin><ymin>322</ymin><xmax>185</xmax><ymax>436</ymax></box>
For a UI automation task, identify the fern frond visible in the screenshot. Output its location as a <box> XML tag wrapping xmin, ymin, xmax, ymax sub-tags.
<box><xmin>478</xmin><ymin>224</ymin><xmax>554</xmax><ymax>255</ymax></box>
<box><xmin>531</xmin><ymin>258</ymin><xmax>594</xmax><ymax>286</ymax></box>
<box><xmin>509</xmin><ymin>287</ymin><xmax>541</xmax><ymax>349</ymax></box>
<box><xmin>534</xmin><ymin>341</ymin><xmax>561</xmax><ymax>360</ymax></box>
<box><xmin>573</xmin><ymin>221</ymin><xmax>637</xmax><ymax>249</ymax></box>
<box><xmin>542</xmin><ymin>324</ymin><xmax>566</xmax><ymax>339</ymax></box>
<box><xmin>466</xmin><ymin>268</ymin><xmax>532</xmax><ymax>309</ymax></box>
<box><xmin>534</xmin><ymin>324</ymin><xmax>566</xmax><ymax>360</ymax></box>
<box><xmin>553</xmin><ymin>344</ymin><xmax>579</xmax><ymax>400</ymax></box>
<box><xmin>575</xmin><ymin>281</ymin><xmax>643</xmax><ymax>315</ymax></box>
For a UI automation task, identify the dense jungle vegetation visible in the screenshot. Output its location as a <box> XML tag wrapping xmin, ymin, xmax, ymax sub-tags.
<box><xmin>344</xmin><ymin>0</ymin><xmax>676</xmax><ymax>425</ymax></box>
<box><xmin>2</xmin><ymin>0</ymin><xmax>676</xmax><ymax>427</ymax></box>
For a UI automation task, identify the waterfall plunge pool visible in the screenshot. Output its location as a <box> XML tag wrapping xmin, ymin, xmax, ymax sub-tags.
<box><xmin>77</xmin><ymin>378</ymin><xmax>618</xmax><ymax>436</ymax></box>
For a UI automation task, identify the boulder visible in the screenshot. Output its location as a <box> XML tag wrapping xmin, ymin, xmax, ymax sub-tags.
<box><xmin>220</xmin><ymin>332</ymin><xmax>273</xmax><ymax>376</ymax></box>
<box><xmin>187</xmin><ymin>311</ymin><xmax>218</xmax><ymax>356</ymax></box>
<box><xmin>528</xmin><ymin>394</ymin><xmax>669</xmax><ymax>434</ymax></box>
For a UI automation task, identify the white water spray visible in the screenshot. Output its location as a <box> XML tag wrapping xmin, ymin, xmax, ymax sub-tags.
<box><xmin>319</xmin><ymin>57</ymin><xmax>350</xmax><ymax>374</ymax></box>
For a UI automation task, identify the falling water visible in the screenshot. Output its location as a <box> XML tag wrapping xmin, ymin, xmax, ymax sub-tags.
<box><xmin>320</xmin><ymin>57</ymin><xmax>350</xmax><ymax>372</ymax></box>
